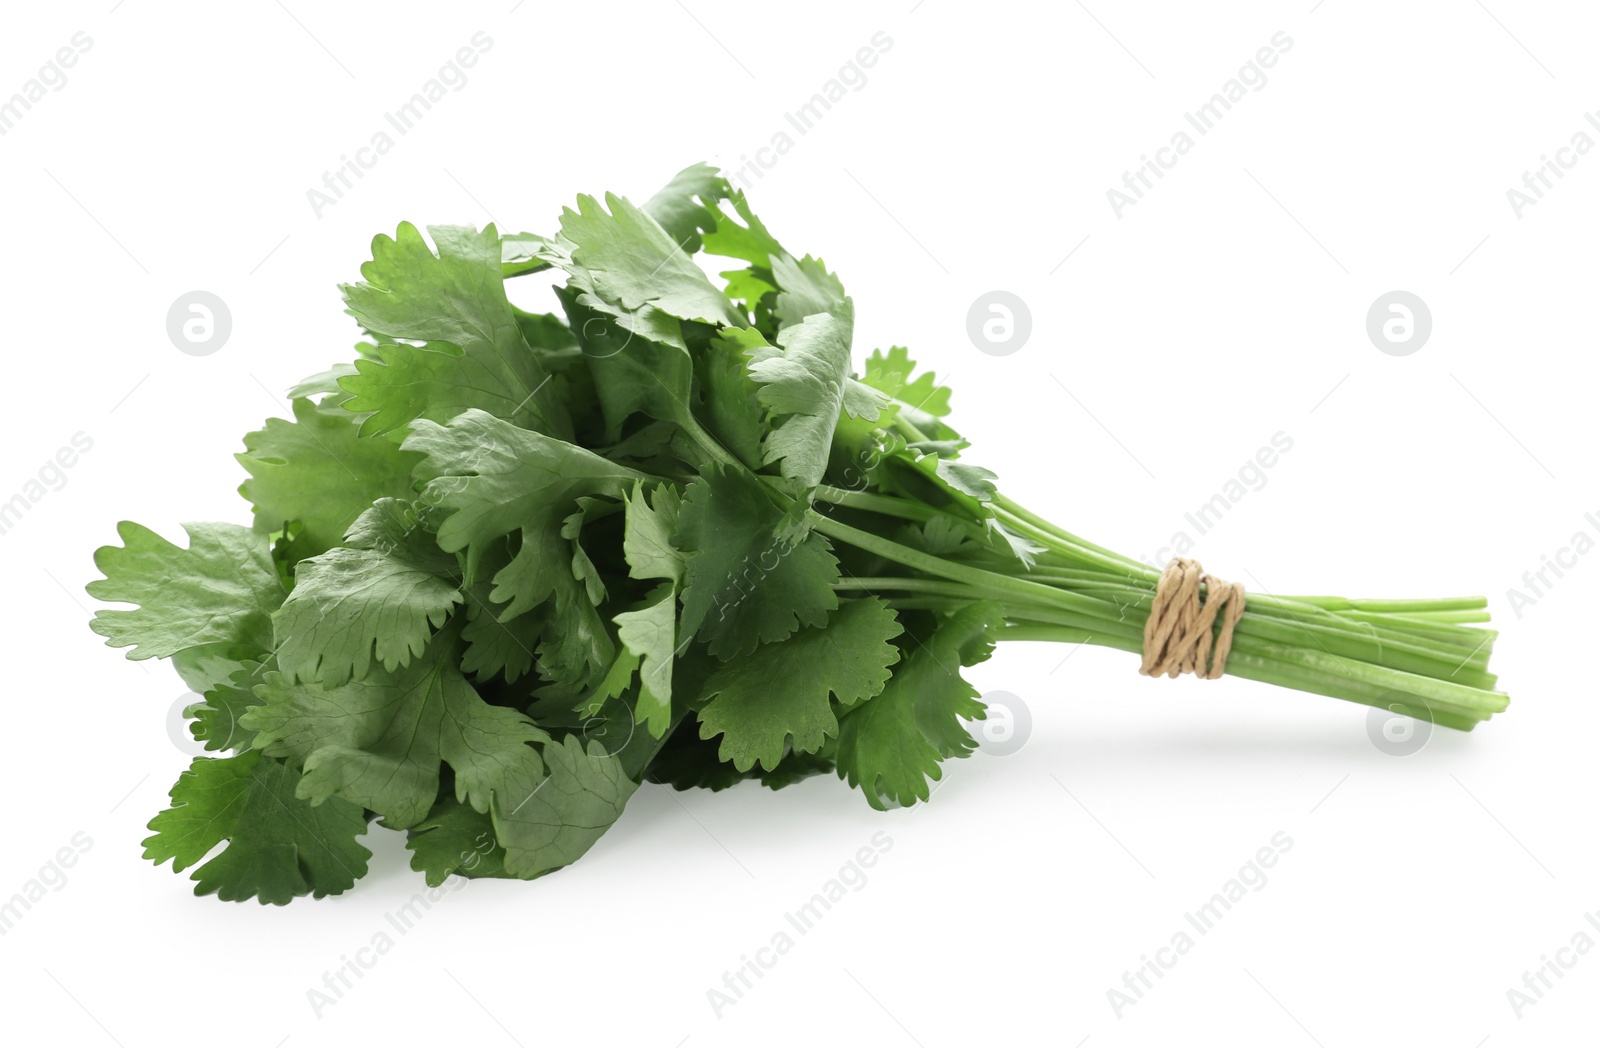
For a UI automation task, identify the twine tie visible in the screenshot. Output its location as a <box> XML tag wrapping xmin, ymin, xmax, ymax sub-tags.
<box><xmin>1139</xmin><ymin>557</ymin><xmax>1246</xmax><ymax>680</ymax></box>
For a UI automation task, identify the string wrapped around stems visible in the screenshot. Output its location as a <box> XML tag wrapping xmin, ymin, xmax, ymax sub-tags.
<box><xmin>1139</xmin><ymin>557</ymin><xmax>1246</xmax><ymax>680</ymax></box>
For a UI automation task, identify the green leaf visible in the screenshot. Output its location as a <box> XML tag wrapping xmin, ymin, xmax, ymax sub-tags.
<box><xmin>143</xmin><ymin>751</ymin><xmax>371</xmax><ymax>904</ymax></box>
<box><xmin>747</xmin><ymin>303</ymin><xmax>878</xmax><ymax>489</ymax></box>
<box><xmin>836</xmin><ymin>603</ymin><xmax>1001</xmax><ymax>810</ymax></box>
<box><xmin>487</xmin><ymin>526</ymin><xmax>571</xmax><ymax>620</ymax></box>
<box><xmin>769</xmin><ymin>253</ymin><xmax>848</xmax><ymax>330</ymax></box>
<box><xmin>340</xmin><ymin>344</ymin><xmax>525</xmax><ymax>438</ymax></box>
<box><xmin>697</xmin><ymin>329</ymin><xmax>768</xmax><ymax>470</ymax></box>
<box><xmin>622</xmin><ymin>483</ymin><xmax>683</xmax><ymax>585</ymax></box>
<box><xmin>562</xmin><ymin>499</ymin><xmax>609</xmax><ymax>607</ymax></box>
<box><xmin>402</xmin><ymin>412</ymin><xmax>633</xmax><ymax>692</ymax></box>
<box><xmin>697</xmin><ymin>598</ymin><xmax>903</xmax><ymax>771</ymax></box>
<box><xmin>185</xmin><ymin>659</ymin><xmax>269</xmax><ymax>752</ymax></box>
<box><xmin>674</xmin><ymin>464</ymin><xmax>840</xmax><ymax>659</ymax></box>
<box><xmin>493</xmin><ymin>734</ymin><xmax>639</xmax><ymax>879</ymax></box>
<box><xmin>576</xmin><ymin>648</ymin><xmax>640</xmax><ymax>719</ymax></box>
<box><xmin>288</xmin><ymin>363</ymin><xmax>359</xmax><ymax>399</ymax></box>
<box><xmin>405</xmin><ymin>797</ymin><xmax>510</xmax><ymax>886</ymax></box>
<box><xmin>870</xmin><ymin>438</ymin><xmax>993</xmax><ymax>522</ymax></box>
<box><xmin>616</xmin><ymin>585</ymin><xmax>678</xmax><ymax>737</ymax></box>
<box><xmin>500</xmin><ymin>231</ymin><xmax>557</xmax><ymax>278</ymax></box>
<box><xmin>701</xmin><ymin>188</ymin><xmax>787</xmax><ymax>266</ymax></box>
<box><xmin>557</xmin><ymin>286</ymin><xmax>698</xmax><ymax>440</ymax></box>
<box><xmin>339</xmin><ymin>222</ymin><xmax>569</xmax><ymax>437</ymax></box>
<box><xmin>720</xmin><ymin>266</ymin><xmax>777</xmax><ymax>310</ymax></box>
<box><xmin>646</xmin><ymin>724</ymin><xmax>837</xmax><ymax>792</ymax></box>
<box><xmin>862</xmin><ymin>346</ymin><xmax>953</xmax><ymax>424</ymax></box>
<box><xmin>558</xmin><ymin>192</ymin><xmax>745</xmax><ymax>327</ymax></box>
<box><xmin>244</xmin><ymin>630</ymin><xmax>549</xmax><ymax>829</ymax></box>
<box><xmin>646</xmin><ymin>730</ymin><xmax>753</xmax><ymax>792</ymax></box>
<box><xmin>759</xmin><ymin>749</ymin><xmax>838</xmax><ymax>790</ymax></box>
<box><xmin>457</xmin><ymin>518</ymin><xmax>613</xmax><ymax>694</ymax></box>
<box><xmin>88</xmin><ymin>522</ymin><xmax>284</xmax><ymax>660</ymax></box>
<box><xmin>236</xmin><ymin>397</ymin><xmax>422</xmax><ymax>564</ymax></box>
<box><xmin>403</xmin><ymin>409</ymin><xmax>643</xmax><ymax>589</ymax></box>
<box><xmin>459</xmin><ymin>588</ymin><xmax>540</xmax><ymax>684</ymax></box>
<box><xmin>525</xmin><ymin>532</ymin><xmax>617</xmax><ymax>691</ymax></box>
<box><xmin>272</xmin><ymin>500</ymin><xmax>462</xmax><ymax>687</ymax></box>
<box><xmin>642</xmin><ymin>162</ymin><xmax>730</xmax><ymax>255</ymax></box>
<box><xmin>930</xmin><ymin>455</ymin><xmax>999</xmax><ymax>503</ymax></box>
<box><xmin>834</xmin><ymin>348</ymin><xmax>959</xmax><ymax>472</ymax></box>
<box><xmin>171</xmin><ymin>643</ymin><xmax>269</xmax><ymax>695</ymax></box>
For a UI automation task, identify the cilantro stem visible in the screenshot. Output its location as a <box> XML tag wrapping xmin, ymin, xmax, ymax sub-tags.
<box><xmin>815</xmin><ymin>511</ymin><xmax>1507</xmax><ymax>723</ymax></box>
<box><xmin>991</xmin><ymin>495</ymin><xmax>1158</xmax><ymax>579</ymax></box>
<box><xmin>679</xmin><ymin>414</ymin><xmax>744</xmax><ymax>472</ymax></box>
<box><xmin>989</xmin><ymin>624</ymin><xmax>1489</xmax><ymax>730</ymax></box>
<box><xmin>826</xmin><ymin>487</ymin><xmax>1496</xmax><ymax>667</ymax></box>
<box><xmin>812</xmin><ymin>485</ymin><xmax>937</xmax><ymax>522</ymax></box>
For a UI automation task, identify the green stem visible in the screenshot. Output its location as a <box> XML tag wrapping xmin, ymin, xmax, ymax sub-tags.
<box><xmin>815</xmin><ymin>509</ymin><xmax>1507</xmax><ymax>725</ymax></box>
<box><xmin>992</xmin><ymin>625</ymin><xmax>1489</xmax><ymax>730</ymax></box>
<box><xmin>679</xmin><ymin>414</ymin><xmax>743</xmax><ymax>472</ymax></box>
<box><xmin>812</xmin><ymin>512</ymin><xmax>1129</xmax><ymax>624</ymax></box>
<box><xmin>991</xmin><ymin>495</ymin><xmax>1157</xmax><ymax>579</ymax></box>
<box><xmin>813</xmin><ymin>485</ymin><xmax>936</xmax><ymax>523</ymax></box>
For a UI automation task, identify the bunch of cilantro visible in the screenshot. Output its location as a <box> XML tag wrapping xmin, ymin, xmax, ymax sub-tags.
<box><xmin>88</xmin><ymin>165</ymin><xmax>1508</xmax><ymax>903</ymax></box>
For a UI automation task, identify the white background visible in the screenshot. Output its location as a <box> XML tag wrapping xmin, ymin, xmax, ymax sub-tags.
<box><xmin>0</xmin><ymin>1</ymin><xmax>1594</xmax><ymax>1044</ymax></box>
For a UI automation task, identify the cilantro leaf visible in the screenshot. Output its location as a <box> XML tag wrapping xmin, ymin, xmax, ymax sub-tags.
<box><xmin>556</xmin><ymin>285</ymin><xmax>699</xmax><ymax>442</ymax></box>
<box><xmin>402</xmin><ymin>409</ymin><xmax>633</xmax><ymax>691</ymax></box>
<box><xmin>696</xmin><ymin>329</ymin><xmax>768</xmax><ymax>470</ymax></box>
<box><xmin>615</xmin><ymin>585</ymin><xmax>678</xmax><ymax>737</ymax></box>
<box><xmin>339</xmin><ymin>222</ymin><xmax>570</xmax><ymax>438</ymax></box>
<box><xmin>647</xmin><ymin>725</ymin><xmax>839</xmax><ymax>792</ymax></box>
<box><xmin>244</xmin><ymin>629</ymin><xmax>549</xmax><ymax>828</ymax></box>
<box><xmin>861</xmin><ymin>345</ymin><xmax>953</xmax><ymax>426</ymax></box>
<box><xmin>459</xmin><ymin>585</ymin><xmax>540</xmax><ymax>684</ymax></box>
<box><xmin>833</xmin><ymin>348</ymin><xmax>959</xmax><ymax>474</ymax></box>
<box><xmin>674</xmin><ymin>464</ymin><xmax>840</xmax><ymax>659</ymax></box>
<box><xmin>746</xmin><ymin>304</ymin><xmax>880</xmax><ymax>488</ymax></box>
<box><xmin>143</xmin><ymin>751</ymin><xmax>371</xmax><ymax>904</ymax></box>
<box><xmin>646</xmin><ymin>729</ymin><xmax>753</xmax><ymax>792</ymax></box>
<box><xmin>558</xmin><ymin>192</ymin><xmax>745</xmax><ymax>328</ymax></box>
<box><xmin>758</xmin><ymin>749</ymin><xmax>839</xmax><ymax>790</ymax></box>
<box><xmin>405</xmin><ymin>797</ymin><xmax>510</xmax><ymax>886</ymax></box>
<box><xmin>701</xmin><ymin>188</ymin><xmax>787</xmax><ymax>266</ymax></box>
<box><xmin>500</xmin><ymin>231</ymin><xmax>557</xmax><ymax>278</ymax></box>
<box><xmin>236</xmin><ymin>397</ymin><xmax>422</xmax><ymax>564</ymax></box>
<box><xmin>769</xmin><ymin>253</ymin><xmax>848</xmax><ymax>330</ymax></box>
<box><xmin>88</xmin><ymin>522</ymin><xmax>284</xmax><ymax>660</ymax></box>
<box><xmin>171</xmin><ymin>642</ymin><xmax>271</xmax><ymax>695</ymax></box>
<box><xmin>641</xmin><ymin>162</ymin><xmax>731</xmax><ymax>255</ymax></box>
<box><xmin>576</xmin><ymin>647</ymin><xmax>640</xmax><ymax>720</ymax></box>
<box><xmin>493</xmin><ymin>734</ymin><xmax>639</xmax><ymax>879</ymax></box>
<box><xmin>869</xmin><ymin>437</ymin><xmax>994</xmax><ymax>522</ymax></box>
<box><xmin>185</xmin><ymin>659</ymin><xmax>268</xmax><ymax>753</ymax></box>
<box><xmin>697</xmin><ymin>598</ymin><xmax>903</xmax><ymax>771</ymax></box>
<box><xmin>622</xmin><ymin>482</ymin><xmax>684</xmax><ymax>585</ymax></box>
<box><xmin>340</xmin><ymin>341</ymin><xmax>542</xmax><ymax>438</ymax></box>
<box><xmin>288</xmin><ymin>363</ymin><xmax>360</xmax><ymax>399</ymax></box>
<box><xmin>403</xmin><ymin>408</ymin><xmax>643</xmax><ymax>588</ymax></box>
<box><xmin>836</xmin><ymin>603</ymin><xmax>1001</xmax><ymax>810</ymax></box>
<box><xmin>272</xmin><ymin>500</ymin><xmax>463</xmax><ymax>687</ymax></box>
<box><xmin>522</xmin><ymin>530</ymin><xmax>618</xmax><ymax>690</ymax></box>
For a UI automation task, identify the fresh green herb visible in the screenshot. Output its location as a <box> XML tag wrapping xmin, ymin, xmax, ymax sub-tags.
<box><xmin>88</xmin><ymin>164</ymin><xmax>1509</xmax><ymax>902</ymax></box>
